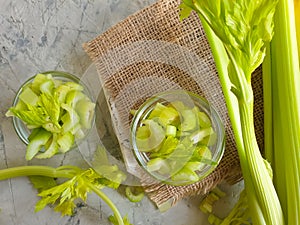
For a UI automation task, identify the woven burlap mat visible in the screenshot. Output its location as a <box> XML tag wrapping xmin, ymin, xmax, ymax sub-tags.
<box><xmin>83</xmin><ymin>0</ymin><xmax>264</xmax><ymax>209</ymax></box>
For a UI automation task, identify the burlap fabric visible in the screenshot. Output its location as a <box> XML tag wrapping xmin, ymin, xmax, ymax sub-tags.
<box><xmin>83</xmin><ymin>0</ymin><xmax>264</xmax><ymax>208</ymax></box>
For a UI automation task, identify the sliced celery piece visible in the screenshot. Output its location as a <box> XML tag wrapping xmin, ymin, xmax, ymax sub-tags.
<box><xmin>75</xmin><ymin>99</ymin><xmax>95</xmax><ymax>129</ymax></box>
<box><xmin>165</xmin><ymin>125</ymin><xmax>177</xmax><ymax>137</ymax></box>
<box><xmin>171</xmin><ymin>166</ymin><xmax>199</xmax><ymax>182</ymax></box>
<box><xmin>55</xmin><ymin>84</ymin><xmax>72</xmax><ymax>104</ymax></box>
<box><xmin>26</xmin><ymin>128</ymin><xmax>52</xmax><ymax>160</ymax></box>
<box><xmin>136</xmin><ymin>120</ymin><xmax>165</xmax><ymax>152</ymax></box>
<box><xmin>147</xmin><ymin>158</ymin><xmax>170</xmax><ymax>174</ymax></box>
<box><xmin>148</xmin><ymin>102</ymin><xmax>168</xmax><ymax>119</ymax></box>
<box><xmin>136</xmin><ymin>126</ymin><xmax>150</xmax><ymax>139</ymax></box>
<box><xmin>198</xmin><ymin>111</ymin><xmax>212</xmax><ymax>128</ymax></box>
<box><xmin>65</xmin><ymin>90</ymin><xmax>86</xmax><ymax>107</ymax></box>
<box><xmin>125</xmin><ymin>186</ymin><xmax>144</xmax><ymax>203</ymax></box>
<box><xmin>180</xmin><ymin>109</ymin><xmax>197</xmax><ymax>131</ymax></box>
<box><xmin>61</xmin><ymin>103</ymin><xmax>80</xmax><ymax>133</ymax></box>
<box><xmin>19</xmin><ymin>87</ymin><xmax>39</xmax><ymax>106</ymax></box>
<box><xmin>158</xmin><ymin>106</ymin><xmax>180</xmax><ymax>127</ymax></box>
<box><xmin>57</xmin><ymin>132</ymin><xmax>74</xmax><ymax>153</ymax></box>
<box><xmin>190</xmin><ymin>127</ymin><xmax>214</xmax><ymax>144</ymax></box>
<box><xmin>30</xmin><ymin>73</ymin><xmax>48</xmax><ymax>94</ymax></box>
<box><xmin>64</xmin><ymin>81</ymin><xmax>84</xmax><ymax>91</ymax></box>
<box><xmin>150</xmin><ymin>136</ymin><xmax>179</xmax><ymax>158</ymax></box>
<box><xmin>36</xmin><ymin>133</ymin><xmax>59</xmax><ymax>159</ymax></box>
<box><xmin>39</xmin><ymin>79</ymin><xmax>55</xmax><ymax>95</ymax></box>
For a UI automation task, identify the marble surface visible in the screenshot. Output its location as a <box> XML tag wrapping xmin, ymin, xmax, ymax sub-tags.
<box><xmin>0</xmin><ymin>0</ymin><xmax>243</xmax><ymax>224</ymax></box>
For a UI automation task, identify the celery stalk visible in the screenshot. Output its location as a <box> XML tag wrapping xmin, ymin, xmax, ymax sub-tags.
<box><xmin>295</xmin><ymin>0</ymin><xmax>300</xmax><ymax>60</ymax></box>
<box><xmin>263</xmin><ymin>0</ymin><xmax>300</xmax><ymax>223</ymax></box>
<box><xmin>180</xmin><ymin>1</ymin><xmax>285</xmax><ymax>224</ymax></box>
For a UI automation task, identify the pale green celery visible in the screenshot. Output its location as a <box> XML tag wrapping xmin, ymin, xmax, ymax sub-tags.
<box><xmin>171</xmin><ymin>166</ymin><xmax>198</xmax><ymax>182</ymax></box>
<box><xmin>65</xmin><ymin>90</ymin><xmax>86</xmax><ymax>107</ymax></box>
<box><xmin>165</xmin><ymin>125</ymin><xmax>177</xmax><ymax>137</ymax></box>
<box><xmin>148</xmin><ymin>102</ymin><xmax>167</xmax><ymax>119</ymax></box>
<box><xmin>125</xmin><ymin>186</ymin><xmax>144</xmax><ymax>203</ymax></box>
<box><xmin>198</xmin><ymin>111</ymin><xmax>212</xmax><ymax>128</ymax></box>
<box><xmin>147</xmin><ymin>158</ymin><xmax>170</xmax><ymax>173</ymax></box>
<box><xmin>0</xmin><ymin>165</ymin><xmax>125</xmax><ymax>225</ymax></box>
<box><xmin>136</xmin><ymin>120</ymin><xmax>165</xmax><ymax>152</ymax></box>
<box><xmin>57</xmin><ymin>132</ymin><xmax>74</xmax><ymax>153</ymax></box>
<box><xmin>158</xmin><ymin>105</ymin><xmax>179</xmax><ymax>127</ymax></box>
<box><xmin>295</xmin><ymin>0</ymin><xmax>300</xmax><ymax>60</ymax></box>
<box><xmin>180</xmin><ymin>0</ymin><xmax>284</xmax><ymax>224</ymax></box>
<box><xmin>36</xmin><ymin>133</ymin><xmax>59</xmax><ymax>159</ymax></box>
<box><xmin>75</xmin><ymin>99</ymin><xmax>95</xmax><ymax>129</ymax></box>
<box><xmin>263</xmin><ymin>0</ymin><xmax>300</xmax><ymax>223</ymax></box>
<box><xmin>61</xmin><ymin>103</ymin><xmax>80</xmax><ymax>133</ymax></box>
<box><xmin>181</xmin><ymin>109</ymin><xmax>197</xmax><ymax>131</ymax></box>
<box><xmin>26</xmin><ymin>128</ymin><xmax>52</xmax><ymax>160</ymax></box>
<box><xmin>19</xmin><ymin>87</ymin><xmax>39</xmax><ymax>105</ymax></box>
<box><xmin>189</xmin><ymin>127</ymin><xmax>214</xmax><ymax>144</ymax></box>
<box><xmin>30</xmin><ymin>73</ymin><xmax>48</xmax><ymax>94</ymax></box>
<box><xmin>40</xmin><ymin>79</ymin><xmax>55</xmax><ymax>95</ymax></box>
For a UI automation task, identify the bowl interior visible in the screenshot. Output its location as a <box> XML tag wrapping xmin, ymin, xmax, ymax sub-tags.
<box><xmin>130</xmin><ymin>90</ymin><xmax>225</xmax><ymax>186</ymax></box>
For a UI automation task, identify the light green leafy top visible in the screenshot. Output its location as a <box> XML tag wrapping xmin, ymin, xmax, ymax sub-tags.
<box><xmin>180</xmin><ymin>0</ymin><xmax>277</xmax><ymax>99</ymax></box>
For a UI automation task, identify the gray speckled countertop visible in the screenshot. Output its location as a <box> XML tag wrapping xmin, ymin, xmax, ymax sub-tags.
<box><xmin>0</xmin><ymin>1</ymin><xmax>243</xmax><ymax>224</ymax></box>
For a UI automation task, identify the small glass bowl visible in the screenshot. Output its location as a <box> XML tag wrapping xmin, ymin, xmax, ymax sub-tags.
<box><xmin>11</xmin><ymin>71</ymin><xmax>95</xmax><ymax>148</ymax></box>
<box><xmin>130</xmin><ymin>90</ymin><xmax>225</xmax><ymax>186</ymax></box>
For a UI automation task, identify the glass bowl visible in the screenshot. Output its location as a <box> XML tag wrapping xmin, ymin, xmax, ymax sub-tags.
<box><xmin>10</xmin><ymin>71</ymin><xmax>95</xmax><ymax>155</ymax></box>
<box><xmin>130</xmin><ymin>90</ymin><xmax>225</xmax><ymax>186</ymax></box>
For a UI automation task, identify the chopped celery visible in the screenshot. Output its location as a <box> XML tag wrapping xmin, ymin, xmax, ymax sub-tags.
<box><xmin>180</xmin><ymin>109</ymin><xmax>197</xmax><ymax>131</ymax></box>
<box><xmin>134</xmin><ymin>100</ymin><xmax>217</xmax><ymax>184</ymax></box>
<box><xmin>165</xmin><ymin>125</ymin><xmax>177</xmax><ymax>137</ymax></box>
<box><xmin>125</xmin><ymin>186</ymin><xmax>144</xmax><ymax>203</ymax></box>
<box><xmin>198</xmin><ymin>111</ymin><xmax>212</xmax><ymax>128</ymax></box>
<box><xmin>19</xmin><ymin>87</ymin><xmax>39</xmax><ymax>106</ymax></box>
<box><xmin>171</xmin><ymin>166</ymin><xmax>199</xmax><ymax>182</ymax></box>
<box><xmin>190</xmin><ymin>127</ymin><xmax>214</xmax><ymax>144</ymax></box>
<box><xmin>150</xmin><ymin>136</ymin><xmax>179</xmax><ymax>158</ymax></box>
<box><xmin>136</xmin><ymin>126</ymin><xmax>150</xmax><ymax>139</ymax></box>
<box><xmin>61</xmin><ymin>103</ymin><xmax>80</xmax><ymax>133</ymax></box>
<box><xmin>57</xmin><ymin>132</ymin><xmax>74</xmax><ymax>153</ymax></box>
<box><xmin>65</xmin><ymin>90</ymin><xmax>86</xmax><ymax>107</ymax></box>
<box><xmin>75</xmin><ymin>99</ymin><xmax>96</xmax><ymax>129</ymax></box>
<box><xmin>64</xmin><ymin>81</ymin><xmax>84</xmax><ymax>91</ymax></box>
<box><xmin>147</xmin><ymin>158</ymin><xmax>170</xmax><ymax>174</ymax></box>
<box><xmin>39</xmin><ymin>79</ymin><xmax>55</xmax><ymax>95</ymax></box>
<box><xmin>30</xmin><ymin>73</ymin><xmax>48</xmax><ymax>94</ymax></box>
<box><xmin>55</xmin><ymin>84</ymin><xmax>72</xmax><ymax>103</ymax></box>
<box><xmin>6</xmin><ymin>73</ymin><xmax>95</xmax><ymax>160</ymax></box>
<box><xmin>36</xmin><ymin>133</ymin><xmax>59</xmax><ymax>159</ymax></box>
<box><xmin>26</xmin><ymin>128</ymin><xmax>52</xmax><ymax>160</ymax></box>
<box><xmin>148</xmin><ymin>102</ymin><xmax>168</xmax><ymax>119</ymax></box>
<box><xmin>158</xmin><ymin>105</ymin><xmax>180</xmax><ymax>127</ymax></box>
<box><xmin>136</xmin><ymin>120</ymin><xmax>165</xmax><ymax>152</ymax></box>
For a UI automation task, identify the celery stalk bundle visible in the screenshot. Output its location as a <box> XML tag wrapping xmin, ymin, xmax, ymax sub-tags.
<box><xmin>180</xmin><ymin>0</ymin><xmax>285</xmax><ymax>224</ymax></box>
<box><xmin>263</xmin><ymin>0</ymin><xmax>300</xmax><ymax>223</ymax></box>
<box><xmin>295</xmin><ymin>0</ymin><xmax>300</xmax><ymax>59</ymax></box>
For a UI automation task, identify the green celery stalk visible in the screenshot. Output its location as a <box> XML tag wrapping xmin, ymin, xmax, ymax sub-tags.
<box><xmin>263</xmin><ymin>0</ymin><xmax>300</xmax><ymax>223</ymax></box>
<box><xmin>0</xmin><ymin>165</ymin><xmax>126</xmax><ymax>225</ymax></box>
<box><xmin>295</xmin><ymin>0</ymin><xmax>300</xmax><ymax>60</ymax></box>
<box><xmin>180</xmin><ymin>0</ymin><xmax>285</xmax><ymax>224</ymax></box>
